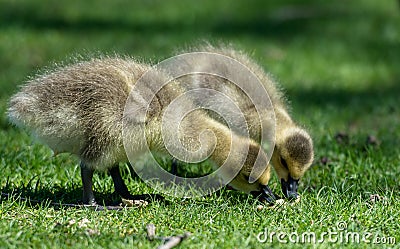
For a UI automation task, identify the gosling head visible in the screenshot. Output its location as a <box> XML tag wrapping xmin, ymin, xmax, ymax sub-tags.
<box><xmin>272</xmin><ymin>127</ymin><xmax>314</xmax><ymax>200</ymax></box>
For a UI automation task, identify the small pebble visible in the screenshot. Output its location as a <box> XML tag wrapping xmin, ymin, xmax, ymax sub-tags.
<box><xmin>293</xmin><ymin>196</ymin><xmax>301</xmax><ymax>204</ymax></box>
<box><xmin>275</xmin><ymin>199</ymin><xmax>286</xmax><ymax>205</ymax></box>
<box><xmin>121</xmin><ymin>198</ymin><xmax>149</xmax><ymax>207</ymax></box>
<box><xmin>86</xmin><ymin>228</ymin><xmax>100</xmax><ymax>236</ymax></box>
<box><xmin>256</xmin><ymin>196</ymin><xmax>301</xmax><ymax>210</ymax></box>
<box><xmin>78</xmin><ymin>218</ymin><xmax>90</xmax><ymax>228</ymax></box>
<box><xmin>370</xmin><ymin>194</ymin><xmax>387</xmax><ymax>203</ymax></box>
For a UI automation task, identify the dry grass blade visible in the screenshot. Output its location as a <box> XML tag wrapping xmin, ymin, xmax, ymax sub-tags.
<box><xmin>157</xmin><ymin>232</ymin><xmax>191</xmax><ymax>249</ymax></box>
<box><xmin>146</xmin><ymin>223</ymin><xmax>156</xmax><ymax>241</ymax></box>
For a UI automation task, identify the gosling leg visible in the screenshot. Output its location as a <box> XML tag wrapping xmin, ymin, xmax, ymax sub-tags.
<box><xmin>171</xmin><ymin>159</ymin><xmax>178</xmax><ymax>175</ymax></box>
<box><xmin>80</xmin><ymin>162</ymin><xmax>96</xmax><ymax>205</ymax></box>
<box><xmin>109</xmin><ymin>165</ymin><xmax>164</xmax><ymax>202</ymax></box>
<box><xmin>109</xmin><ymin>165</ymin><xmax>132</xmax><ymax>199</ymax></box>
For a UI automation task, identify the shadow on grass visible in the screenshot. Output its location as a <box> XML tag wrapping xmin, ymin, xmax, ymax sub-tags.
<box><xmin>0</xmin><ymin>185</ymin><xmax>124</xmax><ymax>208</ymax></box>
<box><xmin>0</xmin><ymin>185</ymin><xmax>263</xmax><ymax>210</ymax></box>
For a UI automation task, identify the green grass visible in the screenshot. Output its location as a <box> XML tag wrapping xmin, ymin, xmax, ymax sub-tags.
<box><xmin>1</xmin><ymin>0</ymin><xmax>399</xmax><ymax>248</ymax></box>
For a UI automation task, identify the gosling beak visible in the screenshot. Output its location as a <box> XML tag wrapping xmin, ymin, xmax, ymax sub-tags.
<box><xmin>251</xmin><ymin>185</ymin><xmax>277</xmax><ymax>205</ymax></box>
<box><xmin>281</xmin><ymin>175</ymin><xmax>299</xmax><ymax>200</ymax></box>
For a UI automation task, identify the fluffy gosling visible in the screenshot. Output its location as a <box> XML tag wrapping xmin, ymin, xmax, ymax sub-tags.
<box><xmin>8</xmin><ymin>57</ymin><xmax>275</xmax><ymax>205</ymax></box>
<box><xmin>177</xmin><ymin>44</ymin><xmax>314</xmax><ymax>200</ymax></box>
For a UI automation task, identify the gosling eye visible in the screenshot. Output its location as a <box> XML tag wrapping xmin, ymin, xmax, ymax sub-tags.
<box><xmin>280</xmin><ymin>156</ymin><xmax>288</xmax><ymax>169</ymax></box>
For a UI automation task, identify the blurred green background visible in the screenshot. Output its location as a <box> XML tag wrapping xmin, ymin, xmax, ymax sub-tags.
<box><xmin>0</xmin><ymin>0</ymin><xmax>399</xmax><ymax>248</ymax></box>
<box><xmin>1</xmin><ymin>0</ymin><xmax>399</xmax><ymax>136</ymax></box>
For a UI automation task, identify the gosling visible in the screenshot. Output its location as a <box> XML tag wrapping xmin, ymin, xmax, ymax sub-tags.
<box><xmin>7</xmin><ymin>57</ymin><xmax>276</xmax><ymax>205</ymax></box>
<box><xmin>177</xmin><ymin>44</ymin><xmax>314</xmax><ymax>200</ymax></box>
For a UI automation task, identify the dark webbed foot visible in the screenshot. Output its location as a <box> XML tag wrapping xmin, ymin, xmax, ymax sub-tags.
<box><xmin>281</xmin><ymin>176</ymin><xmax>299</xmax><ymax>201</ymax></box>
<box><xmin>251</xmin><ymin>185</ymin><xmax>278</xmax><ymax>205</ymax></box>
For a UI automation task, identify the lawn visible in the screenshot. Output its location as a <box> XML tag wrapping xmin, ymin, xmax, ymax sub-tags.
<box><xmin>0</xmin><ymin>0</ymin><xmax>399</xmax><ymax>248</ymax></box>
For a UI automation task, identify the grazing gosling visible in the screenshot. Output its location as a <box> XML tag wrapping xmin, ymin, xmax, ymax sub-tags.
<box><xmin>178</xmin><ymin>45</ymin><xmax>314</xmax><ymax>199</ymax></box>
<box><xmin>7</xmin><ymin>57</ymin><xmax>275</xmax><ymax>205</ymax></box>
